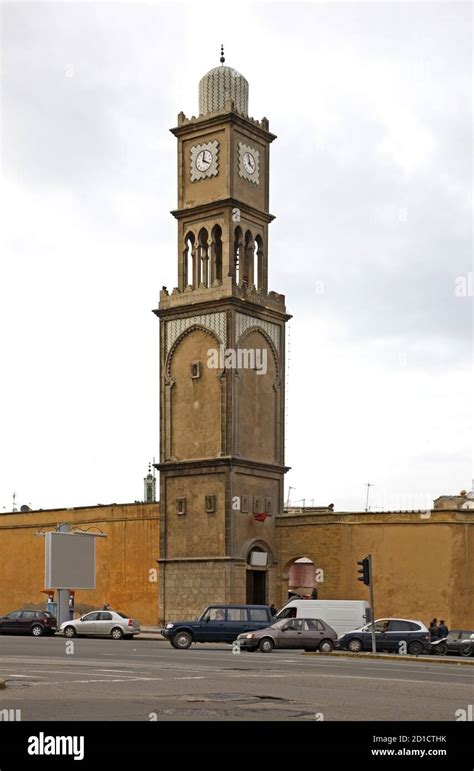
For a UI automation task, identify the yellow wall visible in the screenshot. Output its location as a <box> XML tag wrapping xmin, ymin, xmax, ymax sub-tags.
<box><xmin>1</xmin><ymin>502</ymin><xmax>472</xmax><ymax>630</ymax></box>
<box><xmin>277</xmin><ymin>510</ymin><xmax>474</xmax><ymax>629</ymax></box>
<box><xmin>0</xmin><ymin>503</ymin><xmax>160</xmax><ymax>625</ymax></box>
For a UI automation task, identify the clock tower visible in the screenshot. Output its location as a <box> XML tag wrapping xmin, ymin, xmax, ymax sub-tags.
<box><xmin>155</xmin><ymin>51</ymin><xmax>290</xmax><ymax>622</ymax></box>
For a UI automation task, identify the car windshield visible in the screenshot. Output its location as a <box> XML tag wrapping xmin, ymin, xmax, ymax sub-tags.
<box><xmin>270</xmin><ymin>620</ymin><xmax>290</xmax><ymax>629</ymax></box>
<box><xmin>116</xmin><ymin>612</ymin><xmax>127</xmax><ymax>619</ymax></box>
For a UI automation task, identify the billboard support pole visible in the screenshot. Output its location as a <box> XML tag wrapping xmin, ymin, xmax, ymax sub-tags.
<box><xmin>57</xmin><ymin>522</ymin><xmax>70</xmax><ymax>626</ymax></box>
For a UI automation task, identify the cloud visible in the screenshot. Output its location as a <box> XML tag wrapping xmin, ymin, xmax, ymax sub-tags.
<box><xmin>0</xmin><ymin>1</ymin><xmax>471</xmax><ymax>511</ymax></box>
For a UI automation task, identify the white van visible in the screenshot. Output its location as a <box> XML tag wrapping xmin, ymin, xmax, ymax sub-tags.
<box><xmin>275</xmin><ymin>599</ymin><xmax>371</xmax><ymax>635</ymax></box>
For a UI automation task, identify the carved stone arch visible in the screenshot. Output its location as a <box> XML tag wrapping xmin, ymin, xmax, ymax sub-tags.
<box><xmin>234</xmin><ymin>325</ymin><xmax>282</xmax><ymax>464</ymax></box>
<box><xmin>164</xmin><ymin>324</ymin><xmax>225</xmax><ymax>461</ymax></box>
<box><xmin>241</xmin><ymin>538</ymin><xmax>276</xmax><ymax>567</ymax></box>
<box><xmin>165</xmin><ymin>323</ymin><xmax>222</xmax><ymax>380</ymax></box>
<box><xmin>236</xmin><ymin>325</ymin><xmax>280</xmax><ymax>386</ymax></box>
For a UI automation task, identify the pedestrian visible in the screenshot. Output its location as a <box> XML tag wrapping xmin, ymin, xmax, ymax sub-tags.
<box><xmin>269</xmin><ymin>604</ymin><xmax>277</xmax><ymax>617</ymax></box>
<box><xmin>438</xmin><ymin>619</ymin><xmax>449</xmax><ymax>638</ymax></box>
<box><xmin>429</xmin><ymin>618</ymin><xmax>439</xmax><ymax>639</ymax></box>
<box><xmin>102</xmin><ymin>603</ymin><xmax>111</xmax><ymax>610</ymax></box>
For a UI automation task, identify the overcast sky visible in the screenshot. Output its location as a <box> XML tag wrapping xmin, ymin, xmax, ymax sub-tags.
<box><xmin>1</xmin><ymin>1</ymin><xmax>472</xmax><ymax>513</ymax></box>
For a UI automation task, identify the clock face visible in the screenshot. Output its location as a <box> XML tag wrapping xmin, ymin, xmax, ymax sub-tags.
<box><xmin>190</xmin><ymin>140</ymin><xmax>219</xmax><ymax>181</ymax></box>
<box><xmin>243</xmin><ymin>152</ymin><xmax>256</xmax><ymax>175</ymax></box>
<box><xmin>238</xmin><ymin>142</ymin><xmax>260</xmax><ymax>185</ymax></box>
<box><xmin>196</xmin><ymin>149</ymin><xmax>213</xmax><ymax>172</ymax></box>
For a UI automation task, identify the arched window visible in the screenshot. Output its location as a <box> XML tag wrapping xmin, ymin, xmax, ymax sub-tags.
<box><xmin>234</xmin><ymin>226</ymin><xmax>243</xmax><ymax>285</ymax></box>
<box><xmin>211</xmin><ymin>225</ymin><xmax>222</xmax><ymax>284</ymax></box>
<box><xmin>198</xmin><ymin>228</ymin><xmax>209</xmax><ymax>287</ymax></box>
<box><xmin>255</xmin><ymin>235</ymin><xmax>264</xmax><ymax>290</ymax></box>
<box><xmin>183</xmin><ymin>232</ymin><xmax>195</xmax><ymax>288</ymax></box>
<box><xmin>244</xmin><ymin>230</ymin><xmax>255</xmax><ymax>287</ymax></box>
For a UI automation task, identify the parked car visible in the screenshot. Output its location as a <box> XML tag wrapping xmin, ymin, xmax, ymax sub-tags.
<box><xmin>0</xmin><ymin>609</ymin><xmax>57</xmax><ymax>636</ymax></box>
<box><xmin>237</xmin><ymin>617</ymin><xmax>338</xmax><ymax>653</ymax></box>
<box><xmin>161</xmin><ymin>605</ymin><xmax>273</xmax><ymax>649</ymax></box>
<box><xmin>275</xmin><ymin>599</ymin><xmax>370</xmax><ymax>635</ymax></box>
<box><xmin>445</xmin><ymin>629</ymin><xmax>474</xmax><ymax>657</ymax></box>
<box><xmin>338</xmin><ymin>618</ymin><xmax>431</xmax><ymax>655</ymax></box>
<box><xmin>59</xmin><ymin>610</ymin><xmax>140</xmax><ymax>640</ymax></box>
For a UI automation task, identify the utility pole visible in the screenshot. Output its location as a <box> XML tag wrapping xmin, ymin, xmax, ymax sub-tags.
<box><xmin>368</xmin><ymin>554</ymin><xmax>376</xmax><ymax>654</ymax></box>
<box><xmin>57</xmin><ymin>522</ymin><xmax>70</xmax><ymax>626</ymax></box>
<box><xmin>365</xmin><ymin>483</ymin><xmax>373</xmax><ymax>512</ymax></box>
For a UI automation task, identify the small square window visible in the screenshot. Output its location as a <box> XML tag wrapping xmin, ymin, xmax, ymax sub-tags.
<box><xmin>205</xmin><ymin>495</ymin><xmax>216</xmax><ymax>513</ymax></box>
<box><xmin>176</xmin><ymin>497</ymin><xmax>187</xmax><ymax>515</ymax></box>
<box><xmin>191</xmin><ymin>361</ymin><xmax>201</xmax><ymax>379</ymax></box>
<box><xmin>241</xmin><ymin>495</ymin><xmax>249</xmax><ymax>513</ymax></box>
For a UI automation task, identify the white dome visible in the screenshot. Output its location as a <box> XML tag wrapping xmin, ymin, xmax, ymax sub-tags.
<box><xmin>199</xmin><ymin>65</ymin><xmax>249</xmax><ymax>117</ymax></box>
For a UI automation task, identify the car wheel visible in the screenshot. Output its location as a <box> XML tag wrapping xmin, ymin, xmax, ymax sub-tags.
<box><xmin>460</xmin><ymin>642</ymin><xmax>472</xmax><ymax>657</ymax></box>
<box><xmin>172</xmin><ymin>631</ymin><xmax>192</xmax><ymax>649</ymax></box>
<box><xmin>63</xmin><ymin>626</ymin><xmax>76</xmax><ymax>638</ymax></box>
<box><xmin>433</xmin><ymin>642</ymin><xmax>448</xmax><ymax>655</ymax></box>
<box><xmin>111</xmin><ymin>627</ymin><xmax>124</xmax><ymax>640</ymax></box>
<box><xmin>258</xmin><ymin>637</ymin><xmax>274</xmax><ymax>653</ymax></box>
<box><xmin>347</xmin><ymin>638</ymin><xmax>363</xmax><ymax>652</ymax></box>
<box><xmin>319</xmin><ymin>639</ymin><xmax>334</xmax><ymax>653</ymax></box>
<box><xmin>31</xmin><ymin>624</ymin><xmax>44</xmax><ymax>637</ymax></box>
<box><xmin>407</xmin><ymin>640</ymin><xmax>423</xmax><ymax>656</ymax></box>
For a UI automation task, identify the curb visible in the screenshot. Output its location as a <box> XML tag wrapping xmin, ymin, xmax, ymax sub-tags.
<box><xmin>136</xmin><ymin>634</ymin><xmax>166</xmax><ymax>641</ymax></box>
<box><xmin>304</xmin><ymin>651</ymin><xmax>474</xmax><ymax>665</ymax></box>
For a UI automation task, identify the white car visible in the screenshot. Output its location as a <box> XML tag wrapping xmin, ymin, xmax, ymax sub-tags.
<box><xmin>60</xmin><ymin>610</ymin><xmax>140</xmax><ymax>640</ymax></box>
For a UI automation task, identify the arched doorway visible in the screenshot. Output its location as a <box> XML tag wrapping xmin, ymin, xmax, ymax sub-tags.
<box><xmin>246</xmin><ymin>545</ymin><xmax>268</xmax><ymax>604</ymax></box>
<box><xmin>286</xmin><ymin>557</ymin><xmax>318</xmax><ymax>599</ymax></box>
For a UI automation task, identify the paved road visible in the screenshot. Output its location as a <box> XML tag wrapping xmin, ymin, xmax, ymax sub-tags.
<box><xmin>0</xmin><ymin>636</ymin><xmax>472</xmax><ymax>721</ymax></box>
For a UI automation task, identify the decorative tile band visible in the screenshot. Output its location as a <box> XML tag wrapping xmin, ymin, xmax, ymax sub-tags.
<box><xmin>166</xmin><ymin>312</ymin><xmax>227</xmax><ymax>356</ymax></box>
<box><xmin>235</xmin><ymin>312</ymin><xmax>280</xmax><ymax>353</ymax></box>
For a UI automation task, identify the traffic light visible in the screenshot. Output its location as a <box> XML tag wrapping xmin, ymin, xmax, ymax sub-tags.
<box><xmin>357</xmin><ymin>557</ymin><xmax>370</xmax><ymax>586</ymax></box>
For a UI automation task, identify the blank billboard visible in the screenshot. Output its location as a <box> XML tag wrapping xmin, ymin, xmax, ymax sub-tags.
<box><xmin>45</xmin><ymin>532</ymin><xmax>96</xmax><ymax>589</ymax></box>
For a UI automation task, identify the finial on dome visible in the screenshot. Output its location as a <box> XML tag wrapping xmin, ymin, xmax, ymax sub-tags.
<box><xmin>220</xmin><ymin>44</ymin><xmax>225</xmax><ymax>64</ymax></box>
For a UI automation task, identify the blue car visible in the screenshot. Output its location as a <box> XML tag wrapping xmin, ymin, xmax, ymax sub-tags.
<box><xmin>161</xmin><ymin>604</ymin><xmax>274</xmax><ymax>649</ymax></box>
<box><xmin>338</xmin><ymin>618</ymin><xmax>431</xmax><ymax>656</ymax></box>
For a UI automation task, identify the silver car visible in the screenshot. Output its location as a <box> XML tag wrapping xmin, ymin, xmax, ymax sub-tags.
<box><xmin>60</xmin><ymin>610</ymin><xmax>140</xmax><ymax>640</ymax></box>
<box><xmin>237</xmin><ymin>617</ymin><xmax>338</xmax><ymax>653</ymax></box>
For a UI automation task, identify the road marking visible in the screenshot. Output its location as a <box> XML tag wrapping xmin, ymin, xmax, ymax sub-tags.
<box><xmin>174</xmin><ymin>676</ymin><xmax>206</xmax><ymax>680</ymax></box>
<box><xmin>1</xmin><ymin>674</ymin><xmax>45</xmax><ymax>679</ymax></box>
<box><xmin>30</xmin><ymin>676</ymin><xmax>164</xmax><ymax>685</ymax></box>
<box><xmin>267</xmin><ymin>671</ymin><xmax>474</xmax><ymax>687</ymax></box>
